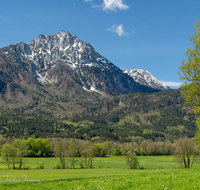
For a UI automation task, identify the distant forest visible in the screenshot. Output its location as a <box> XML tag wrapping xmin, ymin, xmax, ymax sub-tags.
<box><xmin>0</xmin><ymin>89</ymin><xmax>197</xmax><ymax>142</ymax></box>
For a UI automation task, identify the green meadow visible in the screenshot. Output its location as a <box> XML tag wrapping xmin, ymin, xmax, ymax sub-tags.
<box><xmin>0</xmin><ymin>156</ymin><xmax>200</xmax><ymax>189</ymax></box>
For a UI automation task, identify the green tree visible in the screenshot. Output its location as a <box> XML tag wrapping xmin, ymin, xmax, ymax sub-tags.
<box><xmin>13</xmin><ymin>140</ymin><xmax>28</xmax><ymax>169</ymax></box>
<box><xmin>179</xmin><ymin>20</ymin><xmax>200</xmax><ymax>135</ymax></box>
<box><xmin>54</xmin><ymin>138</ymin><xmax>68</xmax><ymax>169</ymax></box>
<box><xmin>174</xmin><ymin>137</ymin><xmax>199</xmax><ymax>168</ymax></box>
<box><xmin>114</xmin><ymin>148</ymin><xmax>122</xmax><ymax>156</ymax></box>
<box><xmin>1</xmin><ymin>144</ymin><xmax>18</xmax><ymax>169</ymax></box>
<box><xmin>25</xmin><ymin>138</ymin><xmax>35</xmax><ymax>157</ymax></box>
<box><xmin>68</xmin><ymin>140</ymin><xmax>79</xmax><ymax>169</ymax></box>
<box><xmin>125</xmin><ymin>151</ymin><xmax>139</xmax><ymax>169</ymax></box>
<box><xmin>81</xmin><ymin>141</ymin><xmax>94</xmax><ymax>169</ymax></box>
<box><xmin>94</xmin><ymin>143</ymin><xmax>105</xmax><ymax>157</ymax></box>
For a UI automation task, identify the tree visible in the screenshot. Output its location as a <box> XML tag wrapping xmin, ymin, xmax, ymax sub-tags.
<box><xmin>81</xmin><ymin>141</ymin><xmax>93</xmax><ymax>169</ymax></box>
<box><xmin>174</xmin><ymin>137</ymin><xmax>199</xmax><ymax>168</ymax></box>
<box><xmin>25</xmin><ymin>138</ymin><xmax>35</xmax><ymax>157</ymax></box>
<box><xmin>68</xmin><ymin>140</ymin><xmax>79</xmax><ymax>169</ymax></box>
<box><xmin>179</xmin><ymin>20</ymin><xmax>200</xmax><ymax>132</ymax></box>
<box><xmin>114</xmin><ymin>148</ymin><xmax>122</xmax><ymax>156</ymax></box>
<box><xmin>81</xmin><ymin>142</ymin><xmax>95</xmax><ymax>168</ymax></box>
<box><xmin>1</xmin><ymin>144</ymin><xmax>18</xmax><ymax>169</ymax></box>
<box><xmin>13</xmin><ymin>140</ymin><xmax>28</xmax><ymax>169</ymax></box>
<box><xmin>94</xmin><ymin>143</ymin><xmax>105</xmax><ymax>157</ymax></box>
<box><xmin>54</xmin><ymin>138</ymin><xmax>68</xmax><ymax>169</ymax></box>
<box><xmin>125</xmin><ymin>151</ymin><xmax>139</xmax><ymax>169</ymax></box>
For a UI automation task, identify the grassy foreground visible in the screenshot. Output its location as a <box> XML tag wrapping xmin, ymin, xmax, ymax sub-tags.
<box><xmin>0</xmin><ymin>156</ymin><xmax>200</xmax><ymax>189</ymax></box>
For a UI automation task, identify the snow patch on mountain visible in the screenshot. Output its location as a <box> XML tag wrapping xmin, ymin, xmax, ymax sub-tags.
<box><xmin>124</xmin><ymin>69</ymin><xmax>169</xmax><ymax>89</ymax></box>
<box><xmin>13</xmin><ymin>30</ymin><xmax>114</xmax><ymax>86</ymax></box>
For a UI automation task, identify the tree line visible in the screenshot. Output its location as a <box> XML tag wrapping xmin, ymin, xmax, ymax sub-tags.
<box><xmin>1</xmin><ymin>135</ymin><xmax>199</xmax><ymax>169</ymax></box>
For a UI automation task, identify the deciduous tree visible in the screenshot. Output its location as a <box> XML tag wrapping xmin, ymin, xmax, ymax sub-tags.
<box><xmin>54</xmin><ymin>138</ymin><xmax>68</xmax><ymax>169</ymax></box>
<box><xmin>174</xmin><ymin>137</ymin><xmax>199</xmax><ymax>168</ymax></box>
<box><xmin>13</xmin><ymin>140</ymin><xmax>28</xmax><ymax>169</ymax></box>
<box><xmin>179</xmin><ymin>20</ymin><xmax>200</xmax><ymax>139</ymax></box>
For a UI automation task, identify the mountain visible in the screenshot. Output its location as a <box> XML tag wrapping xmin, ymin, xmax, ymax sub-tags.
<box><xmin>124</xmin><ymin>69</ymin><xmax>170</xmax><ymax>90</ymax></box>
<box><xmin>0</xmin><ymin>30</ymin><xmax>192</xmax><ymax>140</ymax></box>
<box><xmin>1</xmin><ymin>30</ymin><xmax>160</xmax><ymax>99</ymax></box>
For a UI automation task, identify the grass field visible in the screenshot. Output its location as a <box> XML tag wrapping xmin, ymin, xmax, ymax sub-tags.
<box><xmin>0</xmin><ymin>156</ymin><xmax>200</xmax><ymax>189</ymax></box>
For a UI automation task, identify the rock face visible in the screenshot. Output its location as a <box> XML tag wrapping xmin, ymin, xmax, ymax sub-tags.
<box><xmin>124</xmin><ymin>69</ymin><xmax>170</xmax><ymax>90</ymax></box>
<box><xmin>1</xmin><ymin>30</ymin><xmax>160</xmax><ymax>97</ymax></box>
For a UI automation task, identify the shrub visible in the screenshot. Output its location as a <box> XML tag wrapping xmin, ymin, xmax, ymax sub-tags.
<box><xmin>114</xmin><ymin>148</ymin><xmax>122</xmax><ymax>156</ymax></box>
<box><xmin>53</xmin><ymin>163</ymin><xmax>61</xmax><ymax>169</ymax></box>
<box><xmin>39</xmin><ymin>162</ymin><xmax>44</xmax><ymax>169</ymax></box>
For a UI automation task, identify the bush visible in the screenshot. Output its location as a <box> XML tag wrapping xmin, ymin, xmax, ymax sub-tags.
<box><xmin>125</xmin><ymin>151</ymin><xmax>139</xmax><ymax>169</ymax></box>
<box><xmin>39</xmin><ymin>162</ymin><xmax>44</xmax><ymax>169</ymax></box>
<box><xmin>53</xmin><ymin>163</ymin><xmax>61</xmax><ymax>169</ymax></box>
<box><xmin>27</xmin><ymin>150</ymin><xmax>34</xmax><ymax>157</ymax></box>
<box><xmin>114</xmin><ymin>148</ymin><xmax>122</xmax><ymax>156</ymax></box>
<box><xmin>21</xmin><ymin>166</ymin><xmax>29</xmax><ymax>170</ymax></box>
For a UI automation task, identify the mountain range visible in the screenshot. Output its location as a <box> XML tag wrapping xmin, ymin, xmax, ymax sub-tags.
<box><xmin>1</xmin><ymin>30</ymin><xmax>164</xmax><ymax>98</ymax></box>
<box><xmin>0</xmin><ymin>30</ymin><xmax>194</xmax><ymax>141</ymax></box>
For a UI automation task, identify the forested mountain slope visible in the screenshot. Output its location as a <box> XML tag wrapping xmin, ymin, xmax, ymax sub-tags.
<box><xmin>0</xmin><ymin>83</ymin><xmax>196</xmax><ymax>141</ymax></box>
<box><xmin>72</xmin><ymin>89</ymin><xmax>196</xmax><ymax>141</ymax></box>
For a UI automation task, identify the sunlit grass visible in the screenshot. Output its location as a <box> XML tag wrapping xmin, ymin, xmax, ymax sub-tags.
<box><xmin>0</xmin><ymin>156</ymin><xmax>200</xmax><ymax>189</ymax></box>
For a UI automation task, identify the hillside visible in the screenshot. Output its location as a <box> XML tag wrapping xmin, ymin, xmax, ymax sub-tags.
<box><xmin>72</xmin><ymin>89</ymin><xmax>196</xmax><ymax>141</ymax></box>
<box><xmin>0</xmin><ymin>89</ymin><xmax>196</xmax><ymax>141</ymax></box>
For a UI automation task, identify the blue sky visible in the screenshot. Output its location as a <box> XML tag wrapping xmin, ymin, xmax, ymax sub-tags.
<box><xmin>0</xmin><ymin>0</ymin><xmax>200</xmax><ymax>88</ymax></box>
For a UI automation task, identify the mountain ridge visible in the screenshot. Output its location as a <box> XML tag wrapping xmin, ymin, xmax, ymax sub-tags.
<box><xmin>1</xmin><ymin>30</ymin><xmax>161</xmax><ymax>98</ymax></box>
<box><xmin>124</xmin><ymin>69</ymin><xmax>170</xmax><ymax>90</ymax></box>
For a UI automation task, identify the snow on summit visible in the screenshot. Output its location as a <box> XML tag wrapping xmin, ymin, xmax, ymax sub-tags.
<box><xmin>124</xmin><ymin>69</ymin><xmax>169</xmax><ymax>89</ymax></box>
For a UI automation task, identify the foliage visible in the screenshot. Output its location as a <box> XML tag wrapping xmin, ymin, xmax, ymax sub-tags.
<box><xmin>13</xmin><ymin>140</ymin><xmax>28</xmax><ymax>169</ymax></box>
<box><xmin>179</xmin><ymin>20</ymin><xmax>200</xmax><ymax>115</ymax></box>
<box><xmin>25</xmin><ymin>138</ymin><xmax>52</xmax><ymax>157</ymax></box>
<box><xmin>125</xmin><ymin>151</ymin><xmax>139</xmax><ymax>169</ymax></box>
<box><xmin>53</xmin><ymin>138</ymin><xmax>69</xmax><ymax>169</ymax></box>
<box><xmin>179</xmin><ymin>20</ymin><xmax>200</xmax><ymax>145</ymax></box>
<box><xmin>174</xmin><ymin>137</ymin><xmax>199</xmax><ymax>168</ymax></box>
<box><xmin>1</xmin><ymin>143</ymin><xmax>18</xmax><ymax>169</ymax></box>
<box><xmin>94</xmin><ymin>143</ymin><xmax>105</xmax><ymax>157</ymax></box>
<box><xmin>114</xmin><ymin>148</ymin><xmax>122</xmax><ymax>156</ymax></box>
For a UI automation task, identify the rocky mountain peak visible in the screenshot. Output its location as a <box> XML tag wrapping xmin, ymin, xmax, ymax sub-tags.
<box><xmin>124</xmin><ymin>69</ymin><xmax>169</xmax><ymax>90</ymax></box>
<box><xmin>1</xmin><ymin>31</ymin><xmax>161</xmax><ymax>97</ymax></box>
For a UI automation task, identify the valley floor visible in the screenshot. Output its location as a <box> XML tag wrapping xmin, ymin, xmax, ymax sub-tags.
<box><xmin>0</xmin><ymin>156</ymin><xmax>199</xmax><ymax>189</ymax></box>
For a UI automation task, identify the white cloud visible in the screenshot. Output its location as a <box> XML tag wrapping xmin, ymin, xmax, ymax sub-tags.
<box><xmin>102</xmin><ymin>0</ymin><xmax>129</xmax><ymax>11</ymax></box>
<box><xmin>107</xmin><ymin>24</ymin><xmax>129</xmax><ymax>36</ymax></box>
<box><xmin>161</xmin><ymin>81</ymin><xmax>182</xmax><ymax>87</ymax></box>
<box><xmin>84</xmin><ymin>0</ymin><xmax>129</xmax><ymax>12</ymax></box>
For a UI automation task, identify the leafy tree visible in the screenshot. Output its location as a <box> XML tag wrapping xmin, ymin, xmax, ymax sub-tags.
<box><xmin>1</xmin><ymin>144</ymin><xmax>18</xmax><ymax>169</ymax></box>
<box><xmin>54</xmin><ymin>138</ymin><xmax>68</xmax><ymax>169</ymax></box>
<box><xmin>25</xmin><ymin>138</ymin><xmax>35</xmax><ymax>156</ymax></box>
<box><xmin>81</xmin><ymin>141</ymin><xmax>94</xmax><ymax>168</ymax></box>
<box><xmin>103</xmin><ymin>141</ymin><xmax>111</xmax><ymax>155</ymax></box>
<box><xmin>125</xmin><ymin>151</ymin><xmax>139</xmax><ymax>169</ymax></box>
<box><xmin>68</xmin><ymin>140</ymin><xmax>79</xmax><ymax>169</ymax></box>
<box><xmin>114</xmin><ymin>148</ymin><xmax>122</xmax><ymax>156</ymax></box>
<box><xmin>13</xmin><ymin>140</ymin><xmax>28</xmax><ymax>169</ymax></box>
<box><xmin>94</xmin><ymin>143</ymin><xmax>105</xmax><ymax>157</ymax></box>
<box><xmin>1</xmin><ymin>144</ymin><xmax>11</xmax><ymax>169</ymax></box>
<box><xmin>174</xmin><ymin>137</ymin><xmax>199</xmax><ymax>168</ymax></box>
<box><xmin>179</xmin><ymin>20</ymin><xmax>200</xmax><ymax>135</ymax></box>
